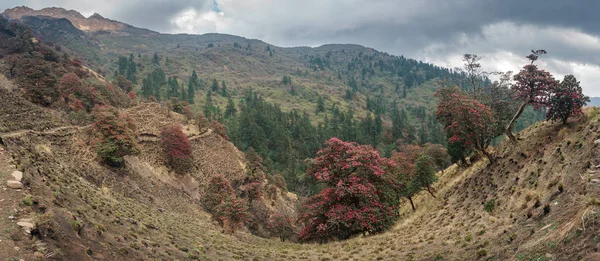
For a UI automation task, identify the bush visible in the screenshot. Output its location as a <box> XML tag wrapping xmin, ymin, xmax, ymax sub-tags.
<box><xmin>214</xmin><ymin>197</ymin><xmax>250</xmax><ymax>234</ymax></box>
<box><xmin>267</xmin><ymin>213</ymin><xmax>295</xmax><ymax>241</ymax></box>
<box><xmin>484</xmin><ymin>198</ymin><xmax>496</xmax><ymax>213</ymax></box>
<box><xmin>203</xmin><ymin>174</ymin><xmax>234</xmax><ymax>212</ymax></box>
<box><xmin>298</xmin><ymin>138</ymin><xmax>399</xmax><ymax>242</ymax></box>
<box><xmin>160</xmin><ymin>124</ymin><xmax>193</xmax><ymax>173</ymax></box>
<box><xmin>212</xmin><ymin>120</ymin><xmax>229</xmax><ymax>141</ymax></box>
<box><xmin>92</xmin><ymin>105</ymin><xmax>138</xmax><ymax>166</ymax></box>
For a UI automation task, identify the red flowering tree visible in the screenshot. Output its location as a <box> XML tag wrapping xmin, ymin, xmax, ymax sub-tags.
<box><xmin>388</xmin><ymin>150</ymin><xmax>419</xmax><ymax>211</ymax></box>
<box><xmin>241</xmin><ymin>148</ymin><xmax>266</xmax><ymax>202</ymax></box>
<box><xmin>297</xmin><ymin>138</ymin><xmax>399</xmax><ymax>242</ymax></box>
<box><xmin>547</xmin><ymin>74</ymin><xmax>589</xmax><ymax>125</ymax></box>
<box><xmin>214</xmin><ymin>197</ymin><xmax>250</xmax><ymax>234</ymax></box>
<box><xmin>160</xmin><ymin>124</ymin><xmax>193</xmax><ymax>173</ymax></box>
<box><xmin>436</xmin><ymin>87</ymin><xmax>497</xmax><ymax>162</ymax></box>
<box><xmin>267</xmin><ymin>213</ymin><xmax>295</xmax><ymax>241</ymax></box>
<box><xmin>505</xmin><ymin>50</ymin><xmax>559</xmax><ymax>142</ymax></box>
<box><xmin>212</xmin><ymin>120</ymin><xmax>229</xmax><ymax>141</ymax></box>
<box><xmin>92</xmin><ymin>105</ymin><xmax>138</xmax><ymax>166</ymax></box>
<box><xmin>203</xmin><ymin>174</ymin><xmax>235</xmax><ymax>212</ymax></box>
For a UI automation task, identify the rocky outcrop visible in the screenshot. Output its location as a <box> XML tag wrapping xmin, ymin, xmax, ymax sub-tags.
<box><xmin>2</xmin><ymin>6</ymin><xmax>157</xmax><ymax>36</ymax></box>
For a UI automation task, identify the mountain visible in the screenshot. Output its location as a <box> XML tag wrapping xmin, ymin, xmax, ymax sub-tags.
<box><xmin>588</xmin><ymin>97</ymin><xmax>600</xmax><ymax>106</ymax></box>
<box><xmin>1</xmin><ymin>6</ymin><xmax>599</xmax><ymax>261</ymax></box>
<box><xmin>2</xmin><ymin>6</ymin><xmax>158</xmax><ymax>36</ymax></box>
<box><xmin>0</xmin><ymin>6</ymin><xmax>545</xmax><ymax>193</ymax></box>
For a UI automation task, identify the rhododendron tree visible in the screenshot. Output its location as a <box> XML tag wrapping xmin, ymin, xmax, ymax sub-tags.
<box><xmin>435</xmin><ymin>87</ymin><xmax>497</xmax><ymax>162</ymax></box>
<box><xmin>160</xmin><ymin>124</ymin><xmax>193</xmax><ymax>173</ymax></box>
<box><xmin>242</xmin><ymin>148</ymin><xmax>266</xmax><ymax>202</ymax></box>
<box><xmin>388</xmin><ymin>150</ymin><xmax>419</xmax><ymax>211</ymax></box>
<box><xmin>505</xmin><ymin>50</ymin><xmax>559</xmax><ymax>142</ymax></box>
<box><xmin>547</xmin><ymin>74</ymin><xmax>589</xmax><ymax>125</ymax></box>
<box><xmin>267</xmin><ymin>213</ymin><xmax>295</xmax><ymax>241</ymax></box>
<box><xmin>212</xmin><ymin>120</ymin><xmax>229</xmax><ymax>141</ymax></box>
<box><xmin>297</xmin><ymin>138</ymin><xmax>399</xmax><ymax>242</ymax></box>
<box><xmin>214</xmin><ymin>197</ymin><xmax>250</xmax><ymax>234</ymax></box>
<box><xmin>92</xmin><ymin>105</ymin><xmax>138</xmax><ymax>166</ymax></box>
<box><xmin>203</xmin><ymin>174</ymin><xmax>235</xmax><ymax>212</ymax></box>
<box><xmin>413</xmin><ymin>154</ymin><xmax>437</xmax><ymax>197</ymax></box>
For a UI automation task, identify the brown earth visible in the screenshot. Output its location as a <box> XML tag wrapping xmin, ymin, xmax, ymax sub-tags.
<box><xmin>1</xmin><ymin>83</ymin><xmax>600</xmax><ymax>260</ymax></box>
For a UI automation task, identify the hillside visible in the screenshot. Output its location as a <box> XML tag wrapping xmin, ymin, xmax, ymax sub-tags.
<box><xmin>3</xmin><ymin>6</ymin><xmax>597</xmax><ymax>261</ymax></box>
<box><xmin>1</xmin><ymin>77</ymin><xmax>599</xmax><ymax>260</ymax></box>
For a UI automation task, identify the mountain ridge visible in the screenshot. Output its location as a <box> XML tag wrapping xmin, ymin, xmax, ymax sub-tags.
<box><xmin>2</xmin><ymin>6</ymin><xmax>158</xmax><ymax>36</ymax></box>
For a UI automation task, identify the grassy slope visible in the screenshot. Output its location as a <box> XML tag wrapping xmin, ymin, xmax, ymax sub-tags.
<box><xmin>2</xmin><ymin>76</ymin><xmax>599</xmax><ymax>260</ymax></box>
<box><xmin>94</xmin><ymin>33</ymin><xmax>444</xmax><ymax>124</ymax></box>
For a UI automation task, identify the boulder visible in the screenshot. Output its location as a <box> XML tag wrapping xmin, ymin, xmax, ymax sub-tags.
<box><xmin>11</xmin><ymin>171</ymin><xmax>22</xmax><ymax>181</ymax></box>
<box><xmin>6</xmin><ymin>180</ymin><xmax>23</xmax><ymax>189</ymax></box>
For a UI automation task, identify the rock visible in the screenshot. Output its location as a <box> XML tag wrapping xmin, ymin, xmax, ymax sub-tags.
<box><xmin>14</xmin><ymin>246</ymin><xmax>19</xmax><ymax>251</ymax></box>
<box><xmin>8</xmin><ymin>215</ymin><xmax>15</xmax><ymax>220</ymax></box>
<box><xmin>17</xmin><ymin>221</ymin><xmax>35</xmax><ymax>234</ymax></box>
<box><xmin>10</xmin><ymin>171</ymin><xmax>22</xmax><ymax>181</ymax></box>
<box><xmin>17</xmin><ymin>221</ymin><xmax>35</xmax><ymax>229</ymax></box>
<box><xmin>595</xmin><ymin>139</ymin><xmax>600</xmax><ymax>145</ymax></box>
<box><xmin>6</xmin><ymin>180</ymin><xmax>23</xmax><ymax>189</ymax></box>
<box><xmin>591</xmin><ymin>179</ymin><xmax>600</xmax><ymax>183</ymax></box>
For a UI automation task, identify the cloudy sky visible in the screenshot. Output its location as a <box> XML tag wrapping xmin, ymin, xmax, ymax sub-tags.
<box><xmin>2</xmin><ymin>0</ymin><xmax>599</xmax><ymax>96</ymax></box>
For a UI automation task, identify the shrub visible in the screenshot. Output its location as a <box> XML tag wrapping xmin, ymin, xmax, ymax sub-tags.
<box><xmin>484</xmin><ymin>199</ymin><xmax>496</xmax><ymax>213</ymax></box>
<box><xmin>247</xmin><ymin>200</ymin><xmax>270</xmax><ymax>237</ymax></box>
<box><xmin>160</xmin><ymin>124</ymin><xmax>193</xmax><ymax>173</ymax></box>
<box><xmin>547</xmin><ymin>74</ymin><xmax>589</xmax><ymax>124</ymax></box>
<box><xmin>214</xmin><ymin>197</ymin><xmax>250</xmax><ymax>234</ymax></box>
<box><xmin>203</xmin><ymin>174</ymin><xmax>234</xmax><ymax>212</ymax></box>
<box><xmin>212</xmin><ymin>120</ymin><xmax>229</xmax><ymax>141</ymax></box>
<box><xmin>297</xmin><ymin>138</ymin><xmax>399</xmax><ymax>242</ymax></box>
<box><xmin>267</xmin><ymin>213</ymin><xmax>295</xmax><ymax>241</ymax></box>
<box><xmin>92</xmin><ymin>105</ymin><xmax>138</xmax><ymax>166</ymax></box>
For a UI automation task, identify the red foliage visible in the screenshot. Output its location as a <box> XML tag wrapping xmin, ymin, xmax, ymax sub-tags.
<box><xmin>128</xmin><ymin>91</ymin><xmax>137</xmax><ymax>100</ymax></box>
<box><xmin>92</xmin><ymin>105</ymin><xmax>138</xmax><ymax>166</ymax></box>
<box><xmin>435</xmin><ymin>87</ymin><xmax>496</xmax><ymax>161</ymax></box>
<box><xmin>267</xmin><ymin>213</ymin><xmax>295</xmax><ymax>241</ymax></box>
<box><xmin>513</xmin><ymin>64</ymin><xmax>559</xmax><ymax>109</ymax></box>
<box><xmin>214</xmin><ymin>197</ymin><xmax>250</xmax><ymax>234</ymax></box>
<box><xmin>297</xmin><ymin>138</ymin><xmax>399</xmax><ymax>242</ymax></box>
<box><xmin>212</xmin><ymin>120</ymin><xmax>229</xmax><ymax>141</ymax></box>
<box><xmin>203</xmin><ymin>174</ymin><xmax>235</xmax><ymax>212</ymax></box>
<box><xmin>160</xmin><ymin>124</ymin><xmax>193</xmax><ymax>173</ymax></box>
<box><xmin>547</xmin><ymin>75</ymin><xmax>589</xmax><ymax>124</ymax></box>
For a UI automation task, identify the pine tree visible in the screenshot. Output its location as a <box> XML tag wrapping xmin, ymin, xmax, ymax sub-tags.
<box><xmin>187</xmin><ymin>79</ymin><xmax>195</xmax><ymax>104</ymax></box>
<box><xmin>221</xmin><ymin>80</ymin><xmax>228</xmax><ymax>96</ymax></box>
<box><xmin>316</xmin><ymin>96</ymin><xmax>325</xmax><ymax>113</ymax></box>
<box><xmin>225</xmin><ymin>98</ymin><xmax>237</xmax><ymax>118</ymax></box>
<box><xmin>152</xmin><ymin>52</ymin><xmax>160</xmax><ymax>65</ymax></box>
<box><xmin>211</xmin><ymin>78</ymin><xmax>219</xmax><ymax>92</ymax></box>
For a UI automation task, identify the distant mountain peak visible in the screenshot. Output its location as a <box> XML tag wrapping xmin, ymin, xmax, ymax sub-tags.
<box><xmin>1</xmin><ymin>6</ymin><xmax>157</xmax><ymax>36</ymax></box>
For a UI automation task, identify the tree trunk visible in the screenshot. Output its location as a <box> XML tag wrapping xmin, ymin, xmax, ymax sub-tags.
<box><xmin>506</xmin><ymin>101</ymin><xmax>528</xmax><ymax>143</ymax></box>
<box><xmin>408</xmin><ymin>196</ymin><xmax>416</xmax><ymax>211</ymax></box>
<box><xmin>426</xmin><ymin>186</ymin><xmax>436</xmax><ymax>198</ymax></box>
<box><xmin>482</xmin><ymin>150</ymin><xmax>495</xmax><ymax>164</ymax></box>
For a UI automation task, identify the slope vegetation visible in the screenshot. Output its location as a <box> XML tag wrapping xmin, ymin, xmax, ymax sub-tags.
<box><xmin>1</xmin><ymin>81</ymin><xmax>599</xmax><ymax>260</ymax></box>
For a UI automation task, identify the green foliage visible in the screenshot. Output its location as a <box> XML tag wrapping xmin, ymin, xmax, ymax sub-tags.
<box><xmin>92</xmin><ymin>105</ymin><xmax>138</xmax><ymax>166</ymax></box>
<box><xmin>547</xmin><ymin>74</ymin><xmax>589</xmax><ymax>124</ymax></box>
<box><xmin>484</xmin><ymin>198</ymin><xmax>496</xmax><ymax>213</ymax></box>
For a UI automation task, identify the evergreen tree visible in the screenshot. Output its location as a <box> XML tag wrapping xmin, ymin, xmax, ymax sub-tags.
<box><xmin>211</xmin><ymin>78</ymin><xmax>219</xmax><ymax>92</ymax></box>
<box><xmin>225</xmin><ymin>98</ymin><xmax>237</xmax><ymax>118</ymax></box>
<box><xmin>221</xmin><ymin>80</ymin><xmax>228</xmax><ymax>96</ymax></box>
<box><xmin>152</xmin><ymin>52</ymin><xmax>160</xmax><ymax>65</ymax></box>
<box><xmin>316</xmin><ymin>96</ymin><xmax>325</xmax><ymax>113</ymax></box>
